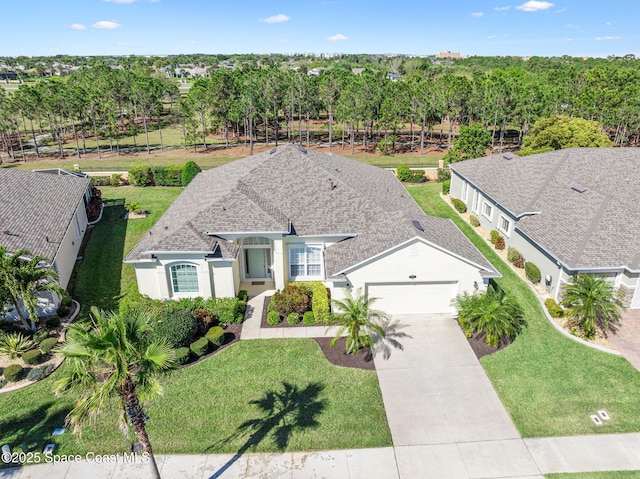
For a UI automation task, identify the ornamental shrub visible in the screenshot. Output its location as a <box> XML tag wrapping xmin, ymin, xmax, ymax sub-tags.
<box><xmin>203</xmin><ymin>297</ymin><xmax>245</xmax><ymax>324</ymax></box>
<box><xmin>0</xmin><ymin>333</ymin><xmax>35</xmax><ymax>360</ymax></box>
<box><xmin>525</xmin><ymin>262</ymin><xmax>541</xmax><ymax>283</ymax></box>
<box><xmin>452</xmin><ymin>198</ymin><xmax>467</xmax><ymax>213</ymax></box>
<box><xmin>152</xmin><ymin>165</ymin><xmax>184</xmax><ymax>186</ymax></box>
<box><xmin>110</xmin><ymin>174</ymin><xmax>121</xmax><ymax>186</ymax></box>
<box><xmin>46</xmin><ymin>316</ymin><xmax>61</xmax><ymax>329</ymax></box>
<box><xmin>272</xmin><ymin>285</ymin><xmax>309</xmax><ymax>317</ymax></box>
<box><xmin>544</xmin><ymin>298</ymin><xmax>564</xmax><ymax>318</ymax></box>
<box><xmin>205</xmin><ymin>326</ymin><xmax>225</xmax><ymax>347</ymax></box>
<box><xmin>39</xmin><ymin>337</ymin><xmax>59</xmax><ymax>354</ymax></box>
<box><xmin>407</xmin><ymin>170</ymin><xmax>426</xmax><ymax>183</ymax></box>
<box><xmin>513</xmin><ymin>256</ymin><xmax>525</xmax><ymax>269</ymax></box>
<box><xmin>33</xmin><ymin>329</ymin><xmax>49</xmax><ymax>344</ymax></box>
<box><xmin>90</xmin><ymin>176</ymin><xmax>110</xmax><ymax>187</ymax></box>
<box><xmin>0</xmin><ymin>379</ymin><xmax>6</xmax><ymax>389</ymax></box>
<box><xmin>494</xmin><ymin>236</ymin><xmax>505</xmax><ymax>250</ymax></box>
<box><xmin>469</xmin><ymin>214</ymin><xmax>480</xmax><ymax>227</ymax></box>
<box><xmin>437</xmin><ymin>168</ymin><xmax>451</xmax><ymax>182</ymax></box>
<box><xmin>303</xmin><ymin>311</ymin><xmax>316</xmax><ymax>325</ymax></box>
<box><xmin>296</xmin><ymin>281</ymin><xmax>330</xmax><ymax>322</ymax></box>
<box><xmin>4</xmin><ymin>364</ymin><xmax>23</xmax><ymax>382</ymax></box>
<box><xmin>507</xmin><ymin>247</ymin><xmax>521</xmax><ymax>263</ymax></box>
<box><xmin>22</xmin><ymin>349</ymin><xmax>43</xmax><ymax>365</ymax></box>
<box><xmin>396</xmin><ymin>165</ymin><xmax>412</xmax><ymax>182</ymax></box>
<box><xmin>128</xmin><ymin>166</ymin><xmax>154</xmax><ymax>186</ymax></box>
<box><xmin>151</xmin><ymin>309</ymin><xmax>198</xmax><ymax>348</ymax></box>
<box><xmin>237</xmin><ymin>290</ymin><xmax>249</xmax><ymax>302</ymax></box>
<box><xmin>181</xmin><ymin>161</ymin><xmax>202</xmax><ymax>186</ymax></box>
<box><xmin>442</xmin><ymin>179</ymin><xmax>451</xmax><ymax>195</ymax></box>
<box><xmin>175</xmin><ymin>347</ymin><xmax>191</xmax><ymax>365</ymax></box>
<box><xmin>267</xmin><ymin>311</ymin><xmax>282</xmax><ymax>326</ymax></box>
<box><xmin>189</xmin><ymin>337</ymin><xmax>209</xmax><ymax>357</ymax></box>
<box><xmin>490</xmin><ymin>230</ymin><xmax>500</xmax><ymax>245</ymax></box>
<box><xmin>287</xmin><ymin>312</ymin><xmax>301</xmax><ymax>325</ymax></box>
<box><xmin>26</xmin><ymin>364</ymin><xmax>54</xmax><ymax>382</ymax></box>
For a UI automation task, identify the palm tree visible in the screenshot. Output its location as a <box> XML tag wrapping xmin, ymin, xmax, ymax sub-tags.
<box><xmin>327</xmin><ymin>289</ymin><xmax>387</xmax><ymax>355</ymax></box>
<box><xmin>0</xmin><ymin>245</ymin><xmax>64</xmax><ymax>330</ymax></box>
<box><xmin>454</xmin><ymin>285</ymin><xmax>526</xmax><ymax>347</ymax></box>
<box><xmin>54</xmin><ymin>306</ymin><xmax>176</xmax><ymax>479</ymax></box>
<box><xmin>562</xmin><ymin>274</ymin><xmax>624</xmax><ymax>339</ymax></box>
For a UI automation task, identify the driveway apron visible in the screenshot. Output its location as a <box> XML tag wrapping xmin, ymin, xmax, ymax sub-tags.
<box><xmin>375</xmin><ymin>315</ymin><xmax>541</xmax><ymax>478</ymax></box>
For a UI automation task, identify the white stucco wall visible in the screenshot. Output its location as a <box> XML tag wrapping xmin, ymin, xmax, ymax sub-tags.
<box><xmin>331</xmin><ymin>238</ymin><xmax>487</xmax><ymax>313</ymax></box>
<box><xmin>54</xmin><ymin>199</ymin><xmax>88</xmax><ymax>289</ymax></box>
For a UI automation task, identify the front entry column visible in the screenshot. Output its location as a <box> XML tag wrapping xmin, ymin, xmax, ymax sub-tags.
<box><xmin>272</xmin><ymin>239</ymin><xmax>285</xmax><ymax>290</ymax></box>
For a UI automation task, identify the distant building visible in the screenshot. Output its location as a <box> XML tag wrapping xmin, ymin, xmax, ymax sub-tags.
<box><xmin>436</xmin><ymin>51</ymin><xmax>462</xmax><ymax>59</ymax></box>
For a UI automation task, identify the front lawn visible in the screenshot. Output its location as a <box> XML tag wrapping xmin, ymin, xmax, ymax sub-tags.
<box><xmin>546</xmin><ymin>473</ymin><xmax>640</xmax><ymax>479</ymax></box>
<box><xmin>0</xmin><ymin>339</ymin><xmax>390</xmax><ymax>456</ymax></box>
<box><xmin>409</xmin><ymin>183</ymin><xmax>640</xmax><ymax>437</ymax></box>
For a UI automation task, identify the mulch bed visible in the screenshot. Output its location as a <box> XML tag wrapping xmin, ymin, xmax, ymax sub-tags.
<box><xmin>462</xmin><ymin>328</ymin><xmax>507</xmax><ymax>359</ymax></box>
<box><xmin>260</xmin><ymin>296</ymin><xmax>310</xmax><ymax>328</ymax></box>
<box><xmin>314</xmin><ymin>337</ymin><xmax>375</xmax><ymax>370</ymax></box>
<box><xmin>178</xmin><ymin>323</ymin><xmax>242</xmax><ymax>368</ymax></box>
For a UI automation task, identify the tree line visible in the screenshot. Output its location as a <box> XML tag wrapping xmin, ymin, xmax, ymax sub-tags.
<box><xmin>1</xmin><ymin>57</ymin><xmax>640</xmax><ymax>160</ymax></box>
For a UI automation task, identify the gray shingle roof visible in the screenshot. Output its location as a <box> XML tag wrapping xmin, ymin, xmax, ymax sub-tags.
<box><xmin>126</xmin><ymin>145</ymin><xmax>497</xmax><ymax>277</ymax></box>
<box><xmin>0</xmin><ymin>169</ymin><xmax>90</xmax><ymax>261</ymax></box>
<box><xmin>451</xmin><ymin>148</ymin><xmax>640</xmax><ymax>271</ymax></box>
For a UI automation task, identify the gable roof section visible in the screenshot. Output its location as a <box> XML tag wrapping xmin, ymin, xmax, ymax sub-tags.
<box><xmin>0</xmin><ymin>169</ymin><xmax>90</xmax><ymax>261</ymax></box>
<box><xmin>451</xmin><ymin>148</ymin><xmax>640</xmax><ymax>271</ymax></box>
<box><xmin>125</xmin><ymin>145</ymin><xmax>497</xmax><ymax>277</ymax></box>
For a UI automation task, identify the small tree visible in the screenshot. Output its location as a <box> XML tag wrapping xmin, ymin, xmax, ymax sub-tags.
<box><xmin>454</xmin><ymin>285</ymin><xmax>526</xmax><ymax>347</ymax></box>
<box><xmin>562</xmin><ymin>274</ymin><xmax>624</xmax><ymax>339</ymax></box>
<box><xmin>326</xmin><ymin>289</ymin><xmax>387</xmax><ymax>355</ymax></box>
<box><xmin>444</xmin><ymin>123</ymin><xmax>492</xmax><ymax>163</ymax></box>
<box><xmin>181</xmin><ymin>161</ymin><xmax>202</xmax><ymax>186</ymax></box>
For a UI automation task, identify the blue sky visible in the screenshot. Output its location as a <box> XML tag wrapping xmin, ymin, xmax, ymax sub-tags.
<box><xmin>1</xmin><ymin>0</ymin><xmax>637</xmax><ymax>57</ymax></box>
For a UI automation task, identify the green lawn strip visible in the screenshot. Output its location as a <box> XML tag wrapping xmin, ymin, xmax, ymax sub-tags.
<box><xmin>546</xmin><ymin>472</ymin><xmax>640</xmax><ymax>479</ymax></box>
<box><xmin>71</xmin><ymin>187</ymin><xmax>182</xmax><ymax>313</ymax></box>
<box><xmin>408</xmin><ymin>183</ymin><xmax>640</xmax><ymax>437</ymax></box>
<box><xmin>351</xmin><ymin>155</ymin><xmax>442</xmax><ymax>168</ymax></box>
<box><xmin>0</xmin><ymin>339</ymin><xmax>390</xmax><ymax>456</ymax></box>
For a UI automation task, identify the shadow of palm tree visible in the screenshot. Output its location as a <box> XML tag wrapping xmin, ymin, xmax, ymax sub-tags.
<box><xmin>206</xmin><ymin>381</ymin><xmax>326</xmax><ymax>478</ymax></box>
<box><xmin>371</xmin><ymin>318</ymin><xmax>412</xmax><ymax>360</ymax></box>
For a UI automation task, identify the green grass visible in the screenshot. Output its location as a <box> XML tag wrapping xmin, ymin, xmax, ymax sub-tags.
<box><xmin>546</xmin><ymin>473</ymin><xmax>640</xmax><ymax>479</ymax></box>
<box><xmin>352</xmin><ymin>154</ymin><xmax>441</xmax><ymax>168</ymax></box>
<box><xmin>0</xmin><ymin>339</ymin><xmax>391</xmax><ymax>457</ymax></box>
<box><xmin>409</xmin><ymin>183</ymin><xmax>640</xmax><ymax>438</ymax></box>
<box><xmin>71</xmin><ymin>187</ymin><xmax>182</xmax><ymax>312</ymax></box>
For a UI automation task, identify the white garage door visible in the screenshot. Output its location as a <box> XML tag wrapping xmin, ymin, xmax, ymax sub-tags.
<box><xmin>366</xmin><ymin>282</ymin><xmax>458</xmax><ymax>315</ymax></box>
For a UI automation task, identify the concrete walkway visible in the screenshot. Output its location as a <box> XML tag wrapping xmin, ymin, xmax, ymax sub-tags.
<box><xmin>609</xmin><ymin>309</ymin><xmax>640</xmax><ymax>372</ymax></box>
<box><xmin>5</xmin><ymin>312</ymin><xmax>640</xmax><ymax>478</ymax></box>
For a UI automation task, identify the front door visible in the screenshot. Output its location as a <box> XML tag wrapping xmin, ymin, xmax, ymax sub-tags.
<box><xmin>246</xmin><ymin>248</ymin><xmax>270</xmax><ymax>279</ymax></box>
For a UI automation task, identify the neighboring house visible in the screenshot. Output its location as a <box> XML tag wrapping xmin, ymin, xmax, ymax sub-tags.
<box><xmin>125</xmin><ymin>144</ymin><xmax>498</xmax><ymax>315</ymax></box>
<box><xmin>450</xmin><ymin>148</ymin><xmax>640</xmax><ymax>308</ymax></box>
<box><xmin>0</xmin><ymin>168</ymin><xmax>91</xmax><ymax>291</ymax></box>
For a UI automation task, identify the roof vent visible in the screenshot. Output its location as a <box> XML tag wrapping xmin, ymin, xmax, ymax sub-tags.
<box><xmin>328</xmin><ymin>178</ymin><xmax>337</xmax><ymax>190</ymax></box>
<box><xmin>503</xmin><ymin>153</ymin><xmax>515</xmax><ymax>160</ymax></box>
<box><xmin>298</xmin><ymin>146</ymin><xmax>307</xmax><ymax>154</ymax></box>
<box><xmin>571</xmin><ymin>184</ymin><xmax>587</xmax><ymax>193</ymax></box>
<box><xmin>411</xmin><ymin>220</ymin><xmax>424</xmax><ymax>232</ymax></box>
<box><xmin>269</xmin><ymin>147</ymin><xmax>277</xmax><ymax>154</ymax></box>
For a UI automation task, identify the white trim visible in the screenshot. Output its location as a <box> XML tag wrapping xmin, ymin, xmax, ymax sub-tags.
<box><xmin>472</xmin><ymin>189</ymin><xmax>480</xmax><ymax>214</ymax></box>
<box><xmin>631</xmin><ymin>278</ymin><xmax>640</xmax><ymax>308</ymax></box>
<box><xmin>461</xmin><ymin>181</ymin><xmax>468</xmax><ymax>203</ymax></box>
<box><xmin>482</xmin><ymin>201</ymin><xmax>493</xmax><ymax>221</ymax></box>
<box><xmin>168</xmin><ymin>262</ymin><xmax>200</xmax><ymax>296</ymax></box>
<box><xmin>206</xmin><ymin>230</ymin><xmax>289</xmax><ymax>236</ymax></box>
<box><xmin>497</xmin><ymin>215</ymin><xmax>511</xmax><ymax>237</ymax></box>
<box><xmin>334</xmin><ymin>236</ymin><xmax>499</xmax><ymax>278</ymax></box>
<box><xmin>294</xmin><ymin>233</ymin><xmax>358</xmax><ymax>238</ymax></box>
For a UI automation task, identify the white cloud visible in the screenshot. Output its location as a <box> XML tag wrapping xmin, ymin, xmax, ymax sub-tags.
<box><xmin>276</xmin><ymin>38</ymin><xmax>289</xmax><ymax>44</ymax></box>
<box><xmin>516</xmin><ymin>1</ymin><xmax>554</xmax><ymax>12</ymax></box>
<box><xmin>186</xmin><ymin>40</ymin><xmax>197</xmax><ymax>44</ymax></box>
<box><xmin>104</xmin><ymin>0</ymin><xmax>135</xmax><ymax>3</ymax></box>
<box><xmin>92</xmin><ymin>20</ymin><xmax>121</xmax><ymax>29</ymax></box>
<box><xmin>327</xmin><ymin>33</ymin><xmax>348</xmax><ymax>41</ymax></box>
<box><xmin>259</xmin><ymin>14</ymin><xmax>290</xmax><ymax>24</ymax></box>
<box><xmin>70</xmin><ymin>23</ymin><xmax>86</xmax><ymax>30</ymax></box>
<box><xmin>471</xmin><ymin>11</ymin><xmax>484</xmax><ymax>17</ymax></box>
<box><xmin>550</xmin><ymin>7</ymin><xmax>567</xmax><ymax>14</ymax></box>
<box><xmin>495</xmin><ymin>6</ymin><xmax>511</xmax><ymax>11</ymax></box>
<box><xmin>605</xmin><ymin>21</ymin><xmax>612</xmax><ymax>26</ymax></box>
<box><xmin>595</xmin><ymin>36</ymin><xmax>622</xmax><ymax>41</ymax></box>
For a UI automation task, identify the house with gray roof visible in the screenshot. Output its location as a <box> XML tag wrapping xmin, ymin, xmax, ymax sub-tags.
<box><xmin>125</xmin><ymin>144</ymin><xmax>498</xmax><ymax>315</ymax></box>
<box><xmin>450</xmin><ymin>148</ymin><xmax>640</xmax><ymax>309</ymax></box>
<box><xmin>0</xmin><ymin>168</ymin><xmax>91</xmax><ymax>290</ymax></box>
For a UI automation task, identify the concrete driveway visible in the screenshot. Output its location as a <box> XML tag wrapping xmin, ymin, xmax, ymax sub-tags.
<box><xmin>375</xmin><ymin>315</ymin><xmax>541</xmax><ymax>478</ymax></box>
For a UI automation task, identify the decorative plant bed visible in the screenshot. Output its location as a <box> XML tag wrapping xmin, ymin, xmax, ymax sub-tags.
<box><xmin>260</xmin><ymin>296</ymin><xmax>317</xmax><ymax>328</ymax></box>
<box><xmin>177</xmin><ymin>323</ymin><xmax>242</xmax><ymax>368</ymax></box>
<box><xmin>313</xmin><ymin>337</ymin><xmax>375</xmax><ymax>370</ymax></box>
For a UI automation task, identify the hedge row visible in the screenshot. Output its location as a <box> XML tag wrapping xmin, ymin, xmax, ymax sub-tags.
<box><xmin>128</xmin><ymin>161</ymin><xmax>202</xmax><ymax>187</ymax></box>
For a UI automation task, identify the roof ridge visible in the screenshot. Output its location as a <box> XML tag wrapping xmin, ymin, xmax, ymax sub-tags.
<box><xmin>236</xmin><ymin>180</ymin><xmax>290</xmax><ymax>231</ymax></box>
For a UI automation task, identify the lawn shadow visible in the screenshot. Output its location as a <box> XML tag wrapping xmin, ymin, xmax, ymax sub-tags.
<box><xmin>70</xmin><ymin>198</ymin><xmax>128</xmax><ymax>313</ymax></box>
<box><xmin>205</xmin><ymin>382</ymin><xmax>326</xmax><ymax>478</ymax></box>
<box><xmin>0</xmin><ymin>401</ymin><xmax>71</xmax><ymax>468</ymax></box>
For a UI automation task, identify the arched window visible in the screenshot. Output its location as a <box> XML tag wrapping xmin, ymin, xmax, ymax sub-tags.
<box><xmin>170</xmin><ymin>263</ymin><xmax>199</xmax><ymax>293</ymax></box>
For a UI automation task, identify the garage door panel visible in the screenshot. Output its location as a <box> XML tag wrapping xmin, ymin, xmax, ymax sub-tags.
<box><xmin>366</xmin><ymin>282</ymin><xmax>458</xmax><ymax>315</ymax></box>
